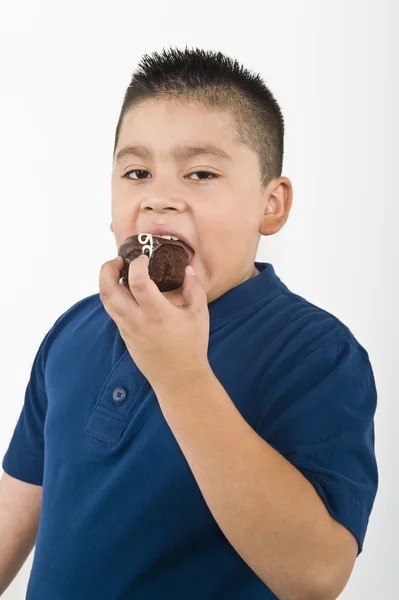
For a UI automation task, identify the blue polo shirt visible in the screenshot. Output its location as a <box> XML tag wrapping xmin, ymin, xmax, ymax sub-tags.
<box><xmin>2</xmin><ymin>261</ymin><xmax>378</xmax><ymax>599</ymax></box>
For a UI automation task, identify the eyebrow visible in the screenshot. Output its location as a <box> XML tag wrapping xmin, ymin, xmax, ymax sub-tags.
<box><xmin>114</xmin><ymin>143</ymin><xmax>233</xmax><ymax>164</ymax></box>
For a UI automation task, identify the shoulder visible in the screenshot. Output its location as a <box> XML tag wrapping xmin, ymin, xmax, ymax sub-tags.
<box><xmin>274</xmin><ymin>280</ymin><xmax>370</xmax><ymax>364</ymax></box>
<box><xmin>40</xmin><ymin>293</ymin><xmax>108</xmax><ymax>357</ymax></box>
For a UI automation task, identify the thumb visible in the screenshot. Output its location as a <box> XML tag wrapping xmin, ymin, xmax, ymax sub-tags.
<box><xmin>181</xmin><ymin>265</ymin><xmax>205</xmax><ymax>309</ymax></box>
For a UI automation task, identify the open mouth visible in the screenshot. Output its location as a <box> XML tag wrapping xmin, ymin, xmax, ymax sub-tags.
<box><xmin>150</xmin><ymin>234</ymin><xmax>195</xmax><ymax>265</ymax></box>
<box><xmin>178</xmin><ymin>241</ymin><xmax>195</xmax><ymax>265</ymax></box>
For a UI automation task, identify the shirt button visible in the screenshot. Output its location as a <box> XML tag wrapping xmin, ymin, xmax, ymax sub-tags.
<box><xmin>112</xmin><ymin>387</ymin><xmax>127</xmax><ymax>403</ymax></box>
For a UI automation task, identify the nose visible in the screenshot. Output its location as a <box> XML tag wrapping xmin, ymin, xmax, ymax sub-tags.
<box><xmin>139</xmin><ymin>172</ymin><xmax>188</xmax><ymax>213</ymax></box>
<box><xmin>140</xmin><ymin>191</ymin><xmax>185</xmax><ymax>213</ymax></box>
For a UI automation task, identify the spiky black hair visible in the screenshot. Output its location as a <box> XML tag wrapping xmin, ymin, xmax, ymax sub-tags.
<box><xmin>113</xmin><ymin>46</ymin><xmax>284</xmax><ymax>188</ymax></box>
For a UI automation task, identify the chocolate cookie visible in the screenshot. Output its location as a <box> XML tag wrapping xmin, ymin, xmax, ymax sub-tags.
<box><xmin>118</xmin><ymin>233</ymin><xmax>191</xmax><ymax>292</ymax></box>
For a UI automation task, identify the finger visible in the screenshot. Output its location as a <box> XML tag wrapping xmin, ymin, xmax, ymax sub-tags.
<box><xmin>181</xmin><ymin>265</ymin><xmax>207</xmax><ymax>311</ymax></box>
<box><xmin>128</xmin><ymin>253</ymin><xmax>167</xmax><ymax>312</ymax></box>
<box><xmin>99</xmin><ymin>256</ymin><xmax>136</xmax><ymax>319</ymax></box>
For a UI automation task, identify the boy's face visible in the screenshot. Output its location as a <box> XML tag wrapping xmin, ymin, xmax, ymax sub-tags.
<box><xmin>111</xmin><ymin>98</ymin><xmax>284</xmax><ymax>305</ymax></box>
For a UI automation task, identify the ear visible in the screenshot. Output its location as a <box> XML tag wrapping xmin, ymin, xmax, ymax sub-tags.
<box><xmin>260</xmin><ymin>176</ymin><xmax>293</xmax><ymax>236</ymax></box>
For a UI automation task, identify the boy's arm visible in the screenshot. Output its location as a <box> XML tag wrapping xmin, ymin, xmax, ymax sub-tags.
<box><xmin>154</xmin><ymin>370</ymin><xmax>358</xmax><ymax>600</ymax></box>
<box><xmin>0</xmin><ymin>471</ymin><xmax>42</xmax><ymax>595</ymax></box>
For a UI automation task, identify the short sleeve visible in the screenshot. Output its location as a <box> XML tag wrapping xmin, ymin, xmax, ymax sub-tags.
<box><xmin>255</xmin><ymin>337</ymin><xmax>378</xmax><ymax>556</ymax></box>
<box><xmin>2</xmin><ymin>330</ymin><xmax>52</xmax><ymax>486</ymax></box>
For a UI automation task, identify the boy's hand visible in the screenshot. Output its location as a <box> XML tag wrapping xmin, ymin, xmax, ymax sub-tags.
<box><xmin>99</xmin><ymin>254</ymin><xmax>211</xmax><ymax>393</ymax></box>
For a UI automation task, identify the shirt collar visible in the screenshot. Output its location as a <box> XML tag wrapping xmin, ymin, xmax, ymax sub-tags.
<box><xmin>208</xmin><ymin>262</ymin><xmax>285</xmax><ymax>328</ymax></box>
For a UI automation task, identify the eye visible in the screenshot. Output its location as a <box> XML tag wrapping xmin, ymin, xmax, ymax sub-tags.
<box><xmin>123</xmin><ymin>170</ymin><xmax>218</xmax><ymax>183</ymax></box>
<box><xmin>188</xmin><ymin>171</ymin><xmax>217</xmax><ymax>182</ymax></box>
<box><xmin>124</xmin><ymin>169</ymin><xmax>150</xmax><ymax>180</ymax></box>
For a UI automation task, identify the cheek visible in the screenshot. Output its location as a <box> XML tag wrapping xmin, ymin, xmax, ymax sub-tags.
<box><xmin>199</xmin><ymin>232</ymin><xmax>232</xmax><ymax>264</ymax></box>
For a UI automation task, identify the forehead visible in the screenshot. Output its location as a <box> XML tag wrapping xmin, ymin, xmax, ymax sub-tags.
<box><xmin>123</xmin><ymin>97</ymin><xmax>237</xmax><ymax>130</ymax></box>
<box><xmin>115</xmin><ymin>99</ymin><xmax>241</xmax><ymax>162</ymax></box>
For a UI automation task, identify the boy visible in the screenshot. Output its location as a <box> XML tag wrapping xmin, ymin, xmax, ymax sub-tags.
<box><xmin>0</xmin><ymin>47</ymin><xmax>378</xmax><ymax>599</ymax></box>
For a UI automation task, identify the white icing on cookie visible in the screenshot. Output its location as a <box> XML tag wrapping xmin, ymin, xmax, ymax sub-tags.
<box><xmin>138</xmin><ymin>233</ymin><xmax>154</xmax><ymax>258</ymax></box>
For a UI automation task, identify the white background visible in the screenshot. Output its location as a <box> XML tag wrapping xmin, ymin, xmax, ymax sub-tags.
<box><xmin>0</xmin><ymin>0</ymin><xmax>397</xmax><ymax>597</ymax></box>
